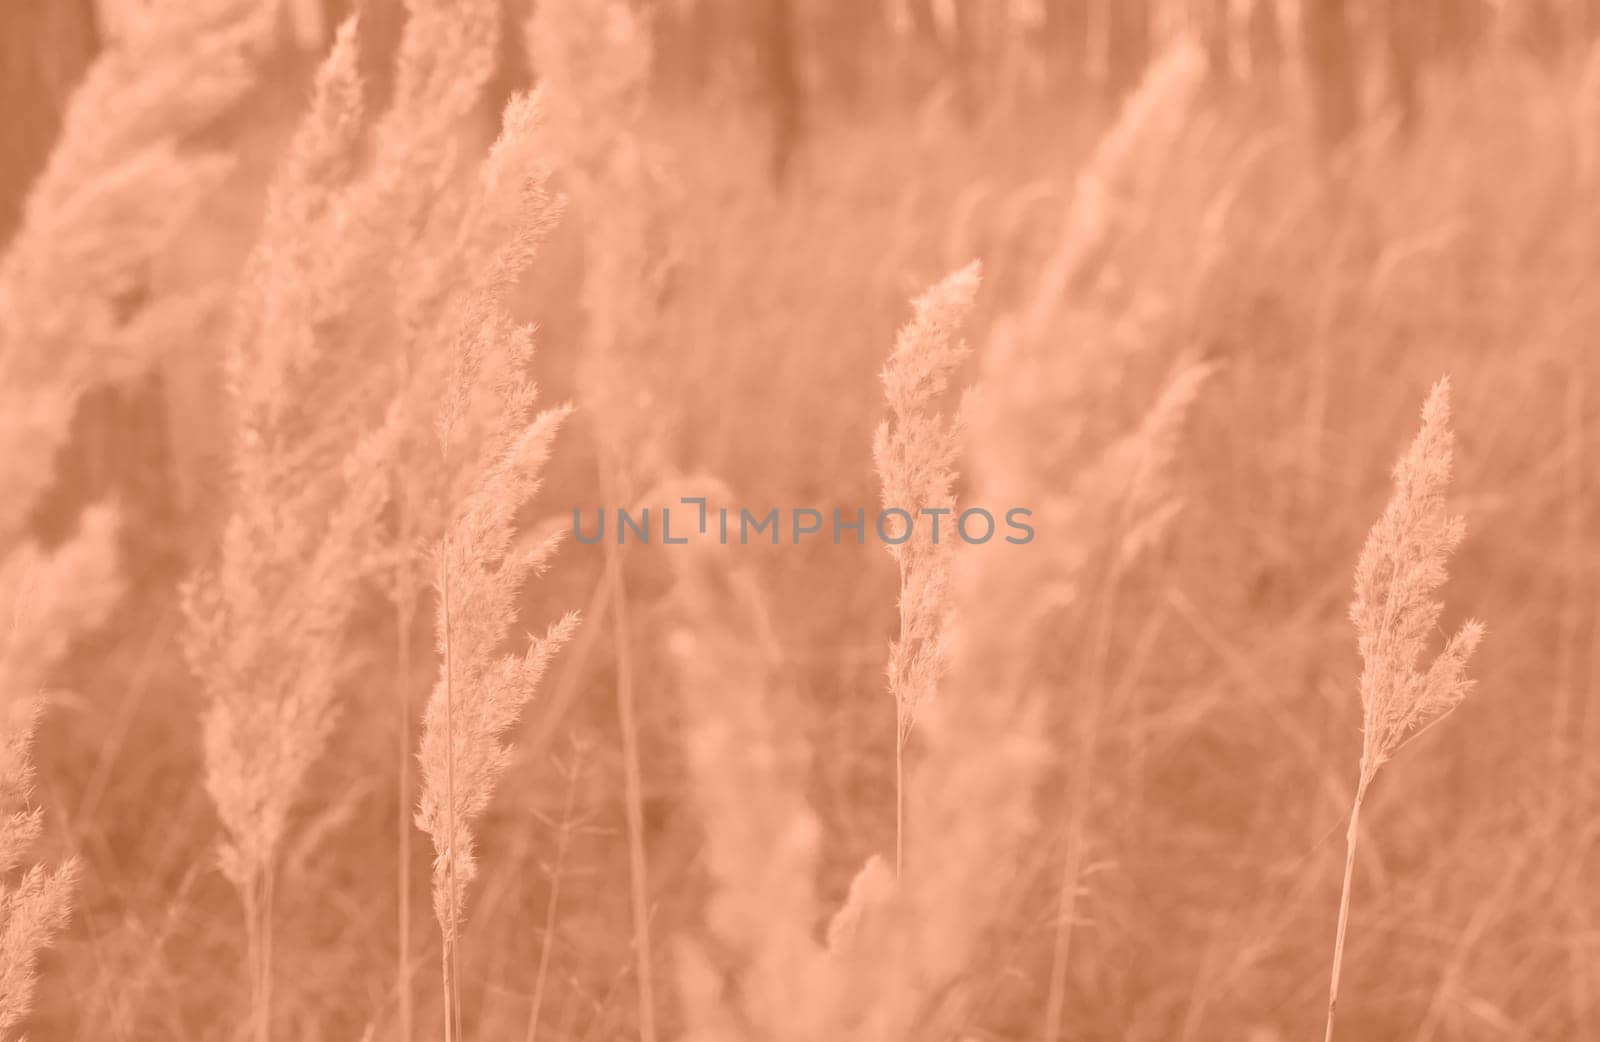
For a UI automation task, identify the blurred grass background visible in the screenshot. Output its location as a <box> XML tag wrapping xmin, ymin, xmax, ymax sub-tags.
<box><xmin>4</xmin><ymin>1</ymin><xmax>1598</xmax><ymax>1039</ymax></box>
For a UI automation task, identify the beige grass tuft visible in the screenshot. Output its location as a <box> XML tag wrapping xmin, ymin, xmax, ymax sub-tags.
<box><xmin>0</xmin><ymin>699</ymin><xmax>81</xmax><ymax>1041</ymax></box>
<box><xmin>412</xmin><ymin>98</ymin><xmax>578</xmax><ymax>1037</ymax></box>
<box><xmin>1325</xmin><ymin>376</ymin><xmax>1485</xmax><ymax>1042</ymax></box>
<box><xmin>873</xmin><ymin>259</ymin><xmax>980</xmax><ymax>879</ymax></box>
<box><xmin>0</xmin><ymin>508</ymin><xmax>119</xmax><ymax>1040</ymax></box>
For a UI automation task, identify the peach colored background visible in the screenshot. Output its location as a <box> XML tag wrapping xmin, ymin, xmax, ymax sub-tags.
<box><xmin>2</xmin><ymin>3</ymin><xmax>1597</xmax><ymax>1041</ymax></box>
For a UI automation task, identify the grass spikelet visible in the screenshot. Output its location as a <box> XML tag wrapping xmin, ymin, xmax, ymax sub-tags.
<box><xmin>1350</xmin><ymin>377</ymin><xmax>1485</xmax><ymax>781</ymax></box>
<box><xmin>364</xmin><ymin>8</ymin><xmax>546</xmax><ymax>1030</ymax></box>
<box><xmin>0</xmin><ymin>698</ymin><xmax>80</xmax><ymax>1040</ymax></box>
<box><xmin>356</xmin><ymin>61</ymin><xmax>561</xmax><ymax>1035</ymax></box>
<box><xmin>0</xmin><ymin>845</ymin><xmax>80</xmax><ymax>1040</ymax></box>
<box><xmin>415</xmin><ymin>274</ymin><xmax>577</xmax><ymax>1042</ymax></box>
<box><xmin>0</xmin><ymin>509</ymin><xmax>118</xmax><ymax>1040</ymax></box>
<box><xmin>186</xmin><ymin>19</ymin><xmax>544</xmax><ymax>1040</ymax></box>
<box><xmin>873</xmin><ymin>259</ymin><xmax>979</xmax><ymax>878</ymax></box>
<box><xmin>1325</xmin><ymin>376</ymin><xmax>1485</xmax><ymax>1042</ymax></box>
<box><xmin>179</xmin><ymin>23</ymin><xmax>394</xmax><ymax>1041</ymax></box>
<box><xmin>418</xmin><ymin>396</ymin><xmax>576</xmax><ymax>907</ymax></box>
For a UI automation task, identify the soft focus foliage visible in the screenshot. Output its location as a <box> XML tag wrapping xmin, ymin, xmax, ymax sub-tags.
<box><xmin>4</xmin><ymin>3</ymin><xmax>1598</xmax><ymax>1041</ymax></box>
<box><xmin>0</xmin><ymin>0</ymin><xmax>266</xmax><ymax>542</ymax></box>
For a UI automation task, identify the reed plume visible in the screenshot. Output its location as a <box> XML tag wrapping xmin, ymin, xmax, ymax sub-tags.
<box><xmin>669</xmin><ymin>270</ymin><xmax>991</xmax><ymax>1042</ymax></box>
<box><xmin>185</xmin><ymin>4</ymin><xmax>536</xmax><ymax>1033</ymax></box>
<box><xmin>1324</xmin><ymin>376</ymin><xmax>1485</xmax><ymax>1042</ymax></box>
<box><xmin>0</xmin><ymin>0</ymin><xmax>265</xmax><ymax>543</ymax></box>
<box><xmin>331</xmin><ymin>4</ymin><xmax>512</xmax><ymax>1035</ymax></box>
<box><xmin>179</xmin><ymin>23</ymin><xmax>395</xmax><ymax>1041</ymax></box>
<box><xmin>873</xmin><ymin>260</ymin><xmax>979</xmax><ymax>879</ymax></box>
<box><xmin>413</xmin><ymin>93</ymin><xmax>577</xmax><ymax>1042</ymax></box>
<box><xmin>0</xmin><ymin>698</ymin><xmax>80</xmax><ymax>1042</ymax></box>
<box><xmin>0</xmin><ymin>508</ymin><xmax>119</xmax><ymax>1040</ymax></box>
<box><xmin>417</xmin><ymin>364</ymin><xmax>575</xmax><ymax>1042</ymax></box>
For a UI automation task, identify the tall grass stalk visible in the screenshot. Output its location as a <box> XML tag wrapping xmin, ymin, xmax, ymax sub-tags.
<box><xmin>414</xmin><ymin>93</ymin><xmax>576</xmax><ymax>1038</ymax></box>
<box><xmin>873</xmin><ymin>261</ymin><xmax>979</xmax><ymax>878</ymax></box>
<box><xmin>395</xmin><ymin>580</ymin><xmax>417</xmax><ymax>1042</ymax></box>
<box><xmin>1039</xmin><ymin>358</ymin><xmax>1212</xmax><ymax>1042</ymax></box>
<box><xmin>525</xmin><ymin>8</ymin><xmax>668</xmax><ymax>1032</ymax></box>
<box><xmin>420</xmin><ymin>384</ymin><xmax>575</xmax><ymax>1041</ymax></box>
<box><xmin>439</xmin><ymin>556</ymin><xmax>462</xmax><ymax>1042</ymax></box>
<box><xmin>1324</xmin><ymin>377</ymin><xmax>1484</xmax><ymax>1042</ymax></box>
<box><xmin>179</xmin><ymin>24</ymin><xmax>398</xmax><ymax>1040</ymax></box>
<box><xmin>522</xmin><ymin>743</ymin><xmax>584</xmax><ymax>1042</ymax></box>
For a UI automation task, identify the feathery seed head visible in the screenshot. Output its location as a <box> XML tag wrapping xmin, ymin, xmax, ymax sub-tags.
<box><xmin>1351</xmin><ymin>377</ymin><xmax>1484</xmax><ymax>782</ymax></box>
<box><xmin>875</xmin><ymin>262</ymin><xmax>980</xmax><ymax>741</ymax></box>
